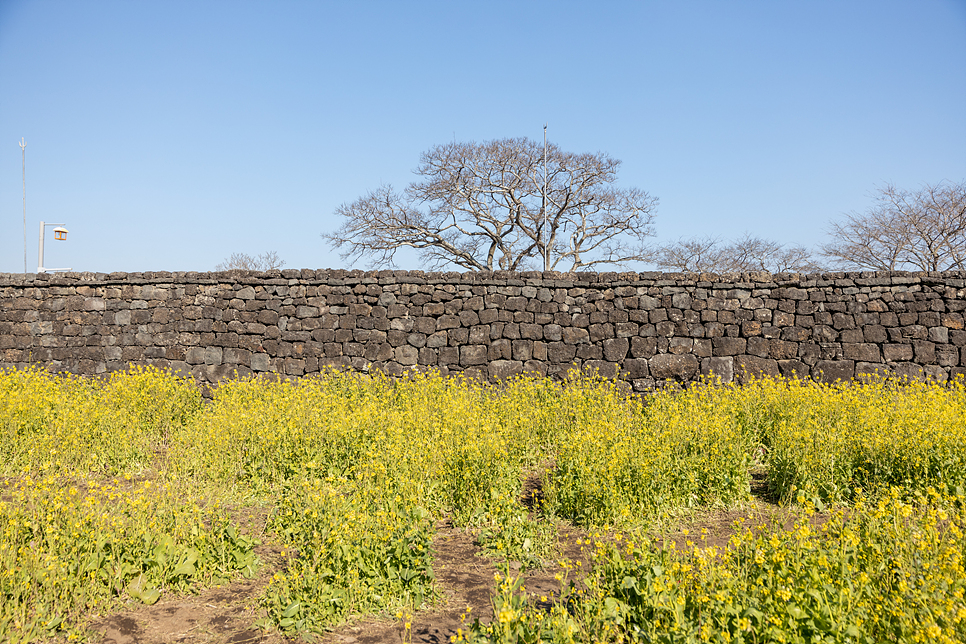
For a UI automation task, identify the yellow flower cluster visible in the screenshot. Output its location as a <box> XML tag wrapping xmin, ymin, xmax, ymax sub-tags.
<box><xmin>3</xmin><ymin>365</ymin><xmax>965</xmax><ymax>642</ymax></box>
<box><xmin>0</xmin><ymin>474</ymin><xmax>257</xmax><ymax>643</ymax></box>
<box><xmin>547</xmin><ymin>374</ymin><xmax>758</xmax><ymax>528</ymax></box>
<box><xmin>0</xmin><ymin>366</ymin><xmax>202</xmax><ymax>477</ymax></box>
<box><xmin>737</xmin><ymin>375</ymin><xmax>966</xmax><ymax>504</ymax></box>
<box><xmin>483</xmin><ymin>488</ymin><xmax>966</xmax><ymax>643</ymax></box>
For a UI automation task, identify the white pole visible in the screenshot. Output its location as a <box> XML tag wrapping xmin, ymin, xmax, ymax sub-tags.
<box><xmin>543</xmin><ymin>124</ymin><xmax>548</xmax><ymax>271</ymax></box>
<box><xmin>38</xmin><ymin>220</ymin><xmax>45</xmax><ymax>273</ymax></box>
<box><xmin>20</xmin><ymin>138</ymin><xmax>26</xmax><ymax>274</ymax></box>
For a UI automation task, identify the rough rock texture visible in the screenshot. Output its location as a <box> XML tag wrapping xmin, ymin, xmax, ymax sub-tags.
<box><xmin>2</xmin><ymin>269</ymin><xmax>965</xmax><ymax>389</ymax></box>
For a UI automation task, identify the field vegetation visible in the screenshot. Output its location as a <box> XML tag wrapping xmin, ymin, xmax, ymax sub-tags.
<box><xmin>1</xmin><ymin>366</ymin><xmax>964</xmax><ymax>643</ymax></box>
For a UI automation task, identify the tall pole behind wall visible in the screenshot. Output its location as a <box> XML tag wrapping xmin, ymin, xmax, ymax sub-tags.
<box><xmin>543</xmin><ymin>124</ymin><xmax>548</xmax><ymax>271</ymax></box>
<box><xmin>20</xmin><ymin>138</ymin><xmax>26</xmax><ymax>275</ymax></box>
<box><xmin>38</xmin><ymin>221</ymin><xmax>45</xmax><ymax>273</ymax></box>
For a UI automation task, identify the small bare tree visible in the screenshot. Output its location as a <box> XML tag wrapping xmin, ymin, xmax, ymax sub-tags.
<box><xmin>325</xmin><ymin>137</ymin><xmax>658</xmax><ymax>272</ymax></box>
<box><xmin>821</xmin><ymin>181</ymin><xmax>966</xmax><ymax>271</ymax></box>
<box><xmin>653</xmin><ymin>234</ymin><xmax>822</xmax><ymax>274</ymax></box>
<box><xmin>215</xmin><ymin>251</ymin><xmax>285</xmax><ymax>272</ymax></box>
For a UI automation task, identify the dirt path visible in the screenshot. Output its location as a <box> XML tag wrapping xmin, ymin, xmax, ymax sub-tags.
<box><xmin>321</xmin><ymin>521</ymin><xmax>498</xmax><ymax>644</ymax></box>
<box><xmin>88</xmin><ymin>495</ymin><xmax>790</xmax><ymax>643</ymax></box>
<box><xmin>87</xmin><ymin>518</ymin><xmax>588</xmax><ymax>644</ymax></box>
<box><xmin>90</xmin><ymin>542</ymin><xmax>287</xmax><ymax>644</ymax></box>
<box><xmin>94</xmin><ymin>576</ymin><xmax>277</xmax><ymax>644</ymax></box>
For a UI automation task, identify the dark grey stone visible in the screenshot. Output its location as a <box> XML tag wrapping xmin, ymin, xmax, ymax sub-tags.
<box><xmin>649</xmin><ymin>354</ymin><xmax>699</xmax><ymax>380</ymax></box>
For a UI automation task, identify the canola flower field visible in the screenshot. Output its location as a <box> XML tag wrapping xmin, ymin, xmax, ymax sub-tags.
<box><xmin>1</xmin><ymin>366</ymin><xmax>965</xmax><ymax>643</ymax></box>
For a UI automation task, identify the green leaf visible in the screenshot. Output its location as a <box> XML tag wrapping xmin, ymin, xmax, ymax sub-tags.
<box><xmin>127</xmin><ymin>573</ymin><xmax>147</xmax><ymax>600</ymax></box>
<box><xmin>787</xmin><ymin>604</ymin><xmax>806</xmax><ymax>620</ymax></box>
<box><xmin>153</xmin><ymin>535</ymin><xmax>176</xmax><ymax>564</ymax></box>
<box><xmin>281</xmin><ymin>601</ymin><xmax>301</xmax><ymax>618</ymax></box>
<box><xmin>141</xmin><ymin>587</ymin><xmax>161</xmax><ymax>605</ymax></box>
<box><xmin>172</xmin><ymin>560</ymin><xmax>196</xmax><ymax>577</ymax></box>
<box><xmin>604</xmin><ymin>597</ymin><xmax>625</xmax><ymax>620</ymax></box>
<box><xmin>84</xmin><ymin>555</ymin><xmax>101</xmax><ymax>573</ymax></box>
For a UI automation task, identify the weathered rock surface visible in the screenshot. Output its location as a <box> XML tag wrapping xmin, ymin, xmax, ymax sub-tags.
<box><xmin>1</xmin><ymin>269</ymin><xmax>964</xmax><ymax>389</ymax></box>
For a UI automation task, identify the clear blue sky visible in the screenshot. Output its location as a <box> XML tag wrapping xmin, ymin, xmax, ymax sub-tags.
<box><xmin>2</xmin><ymin>0</ymin><xmax>964</xmax><ymax>274</ymax></box>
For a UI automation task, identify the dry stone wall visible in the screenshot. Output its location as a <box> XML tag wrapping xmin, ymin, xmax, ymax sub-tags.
<box><xmin>2</xmin><ymin>269</ymin><xmax>965</xmax><ymax>389</ymax></box>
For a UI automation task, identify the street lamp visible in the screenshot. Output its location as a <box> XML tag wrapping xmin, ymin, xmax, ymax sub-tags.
<box><xmin>38</xmin><ymin>221</ymin><xmax>71</xmax><ymax>273</ymax></box>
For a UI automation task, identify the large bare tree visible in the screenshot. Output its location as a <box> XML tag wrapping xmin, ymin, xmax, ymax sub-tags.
<box><xmin>215</xmin><ymin>251</ymin><xmax>285</xmax><ymax>272</ymax></box>
<box><xmin>325</xmin><ymin>137</ymin><xmax>658</xmax><ymax>271</ymax></box>
<box><xmin>821</xmin><ymin>180</ymin><xmax>966</xmax><ymax>271</ymax></box>
<box><xmin>652</xmin><ymin>234</ymin><xmax>823</xmax><ymax>274</ymax></box>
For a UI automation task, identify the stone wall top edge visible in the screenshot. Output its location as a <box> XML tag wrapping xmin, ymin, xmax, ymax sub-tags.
<box><xmin>1</xmin><ymin>269</ymin><xmax>965</xmax><ymax>290</ymax></box>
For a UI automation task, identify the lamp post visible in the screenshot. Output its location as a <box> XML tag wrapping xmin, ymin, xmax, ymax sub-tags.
<box><xmin>38</xmin><ymin>221</ymin><xmax>70</xmax><ymax>273</ymax></box>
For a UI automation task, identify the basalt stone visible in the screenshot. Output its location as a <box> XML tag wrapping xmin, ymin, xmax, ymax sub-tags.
<box><xmin>488</xmin><ymin>360</ymin><xmax>523</xmax><ymax>380</ymax></box>
<box><xmin>882</xmin><ymin>343</ymin><xmax>913</xmax><ymax>362</ymax></box>
<box><xmin>712</xmin><ymin>337</ymin><xmax>746</xmax><ymax>356</ymax></box>
<box><xmin>630</xmin><ymin>336</ymin><xmax>657</xmax><ymax>359</ymax></box>
<box><xmin>395</xmin><ymin>345</ymin><xmax>418</xmax><ymax>366</ymax></box>
<box><xmin>602</xmin><ymin>337</ymin><xmax>629</xmax><ymax>361</ymax></box>
<box><xmin>547</xmin><ymin>342</ymin><xmax>576</xmax><ymax>364</ymax></box>
<box><xmin>769</xmin><ymin>355</ymin><xmax>801</xmax><ymax>375</ymax></box>
<box><xmin>914</xmin><ymin>340</ymin><xmax>937</xmax><ymax>364</ymax></box>
<box><xmin>561</xmin><ymin>327</ymin><xmax>590</xmax><ymax>344</ymax></box>
<box><xmin>893</xmin><ymin>362</ymin><xmax>925</xmax><ymax>381</ymax></box>
<box><xmin>523</xmin><ymin>360</ymin><xmax>547</xmax><ymax>376</ymax></box>
<box><xmin>814</xmin><ymin>359</ymin><xmax>855</xmax><ymax>383</ymax></box>
<box><xmin>460</xmin><ymin>345</ymin><xmax>487</xmax><ymax>366</ymax></box>
<box><xmin>582</xmin><ymin>360</ymin><xmax>618</xmax><ymax>379</ymax></box>
<box><xmin>488</xmin><ymin>338</ymin><xmax>511</xmax><ymax>360</ymax></box>
<box><xmin>649</xmin><ymin>353</ymin><xmax>699</xmax><ymax>380</ymax></box>
<box><xmin>622</xmin><ymin>358</ymin><xmax>649</xmax><ymax>379</ymax></box>
<box><xmin>735</xmin><ymin>355</ymin><xmax>779</xmax><ymax>382</ymax></box>
<box><xmin>511</xmin><ymin>340</ymin><xmax>533</xmax><ymax>362</ymax></box>
<box><xmin>843</xmin><ymin>343</ymin><xmax>882</xmax><ymax>363</ymax></box>
<box><xmin>699</xmin><ymin>356</ymin><xmax>732</xmax><ymax>382</ymax></box>
<box><xmin>1</xmin><ymin>270</ymin><xmax>964</xmax><ymax>389</ymax></box>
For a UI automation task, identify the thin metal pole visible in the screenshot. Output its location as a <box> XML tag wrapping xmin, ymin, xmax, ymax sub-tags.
<box><xmin>38</xmin><ymin>220</ymin><xmax>45</xmax><ymax>273</ymax></box>
<box><xmin>20</xmin><ymin>138</ymin><xmax>26</xmax><ymax>274</ymax></box>
<box><xmin>543</xmin><ymin>124</ymin><xmax>548</xmax><ymax>271</ymax></box>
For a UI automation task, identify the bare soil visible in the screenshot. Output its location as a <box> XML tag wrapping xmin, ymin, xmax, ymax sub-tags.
<box><xmin>90</xmin><ymin>541</ymin><xmax>288</xmax><ymax>644</ymax></box>
<box><xmin>88</xmin><ymin>477</ymin><xmax>795</xmax><ymax>644</ymax></box>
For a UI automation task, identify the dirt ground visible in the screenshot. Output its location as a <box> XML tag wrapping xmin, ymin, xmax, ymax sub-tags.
<box><xmin>88</xmin><ymin>476</ymin><xmax>793</xmax><ymax>644</ymax></box>
<box><xmin>90</xmin><ymin>540</ymin><xmax>288</xmax><ymax>644</ymax></box>
<box><xmin>88</xmin><ymin>519</ymin><xmax>590</xmax><ymax>644</ymax></box>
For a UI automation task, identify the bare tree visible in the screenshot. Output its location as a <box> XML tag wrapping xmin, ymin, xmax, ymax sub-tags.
<box><xmin>651</xmin><ymin>237</ymin><xmax>729</xmax><ymax>273</ymax></box>
<box><xmin>325</xmin><ymin>137</ymin><xmax>658</xmax><ymax>272</ymax></box>
<box><xmin>215</xmin><ymin>251</ymin><xmax>285</xmax><ymax>272</ymax></box>
<box><xmin>653</xmin><ymin>234</ymin><xmax>823</xmax><ymax>274</ymax></box>
<box><xmin>821</xmin><ymin>181</ymin><xmax>966</xmax><ymax>271</ymax></box>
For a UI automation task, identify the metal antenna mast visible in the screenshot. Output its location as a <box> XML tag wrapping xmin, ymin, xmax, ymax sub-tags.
<box><xmin>543</xmin><ymin>124</ymin><xmax>548</xmax><ymax>271</ymax></box>
<box><xmin>20</xmin><ymin>138</ymin><xmax>26</xmax><ymax>275</ymax></box>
